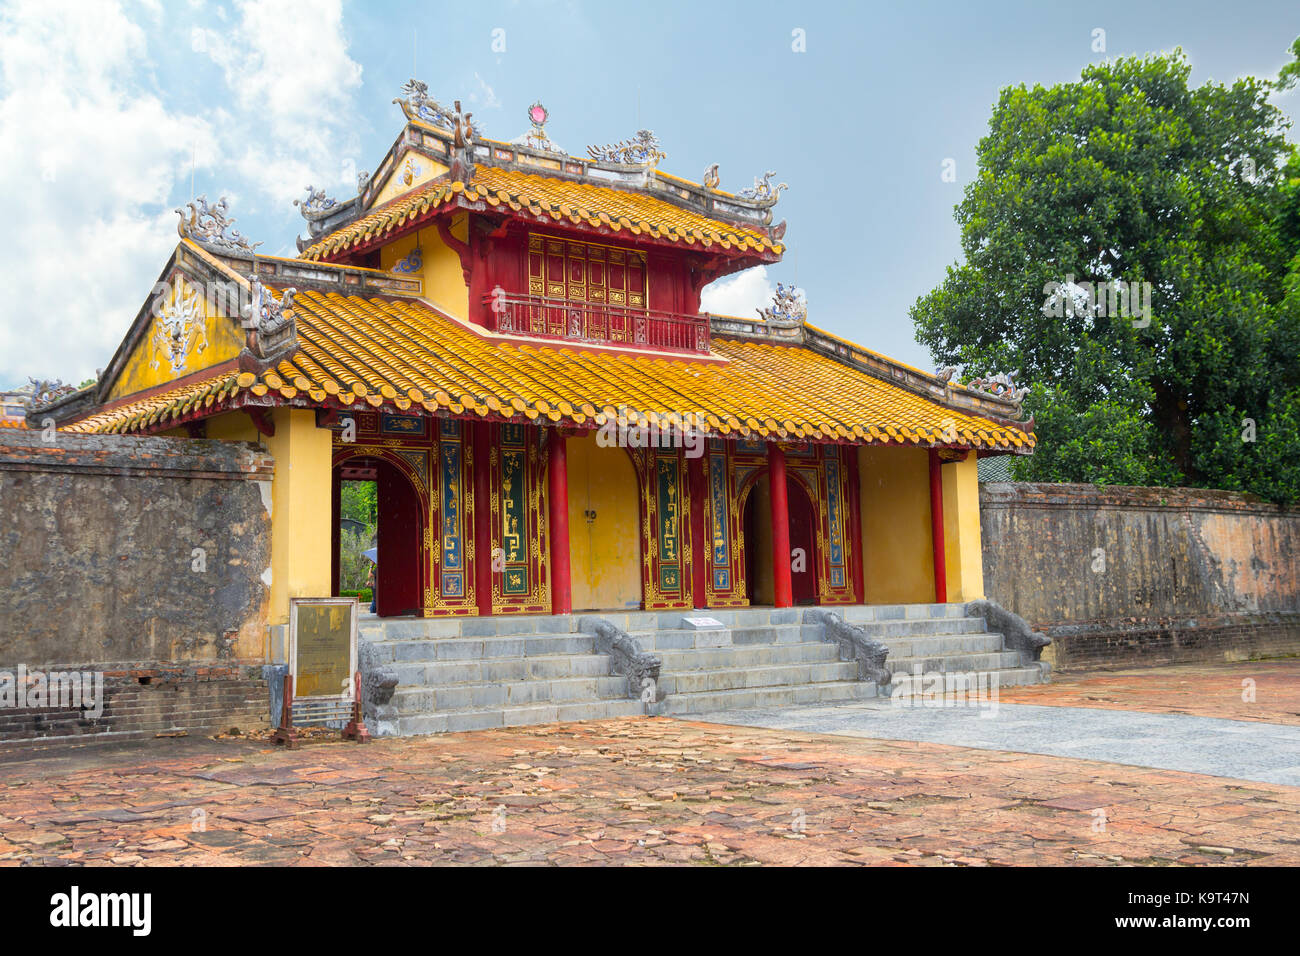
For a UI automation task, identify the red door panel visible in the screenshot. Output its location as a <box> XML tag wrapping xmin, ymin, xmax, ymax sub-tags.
<box><xmin>788</xmin><ymin>481</ymin><xmax>818</xmax><ymax>606</ymax></box>
<box><xmin>376</xmin><ymin>461</ymin><xmax>422</xmax><ymax>617</ymax></box>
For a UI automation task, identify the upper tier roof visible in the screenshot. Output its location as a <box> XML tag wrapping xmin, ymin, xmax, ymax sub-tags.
<box><xmin>299</xmin><ymin>165</ymin><xmax>784</xmax><ymax>262</ymax></box>
<box><xmin>293</xmin><ymin>83</ymin><xmax>787</xmax><ymax>263</ymax></box>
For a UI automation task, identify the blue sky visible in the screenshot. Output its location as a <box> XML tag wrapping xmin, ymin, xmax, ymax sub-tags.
<box><xmin>1</xmin><ymin>0</ymin><xmax>1296</xmax><ymax>389</ymax></box>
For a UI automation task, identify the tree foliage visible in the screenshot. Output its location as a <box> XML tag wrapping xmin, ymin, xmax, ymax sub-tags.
<box><xmin>911</xmin><ymin>46</ymin><xmax>1300</xmax><ymax>503</ymax></box>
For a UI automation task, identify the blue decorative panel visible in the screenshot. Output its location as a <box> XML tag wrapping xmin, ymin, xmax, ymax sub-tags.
<box><xmin>381</xmin><ymin>414</ymin><xmax>425</xmax><ymax>436</ymax></box>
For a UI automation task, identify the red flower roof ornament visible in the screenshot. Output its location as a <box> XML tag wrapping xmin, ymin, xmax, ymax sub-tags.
<box><xmin>514</xmin><ymin>100</ymin><xmax>562</xmax><ymax>154</ymax></box>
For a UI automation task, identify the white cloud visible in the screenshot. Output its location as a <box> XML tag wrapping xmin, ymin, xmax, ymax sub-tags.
<box><xmin>0</xmin><ymin>0</ymin><xmax>368</xmax><ymax>386</ymax></box>
<box><xmin>202</xmin><ymin>0</ymin><xmax>363</xmax><ymax>202</ymax></box>
<box><xmin>0</xmin><ymin>0</ymin><xmax>214</xmax><ymax>385</ymax></box>
<box><xmin>470</xmin><ymin>72</ymin><xmax>501</xmax><ymax>111</ymax></box>
<box><xmin>701</xmin><ymin>265</ymin><xmax>785</xmax><ymax>318</ymax></box>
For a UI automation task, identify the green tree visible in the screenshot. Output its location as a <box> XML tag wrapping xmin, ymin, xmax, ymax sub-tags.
<box><xmin>337</xmin><ymin>480</ymin><xmax>377</xmax><ymax>592</ymax></box>
<box><xmin>912</xmin><ymin>47</ymin><xmax>1300</xmax><ymax>503</ymax></box>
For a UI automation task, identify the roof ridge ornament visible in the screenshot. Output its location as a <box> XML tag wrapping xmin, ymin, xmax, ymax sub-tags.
<box><xmin>702</xmin><ymin>163</ymin><xmax>720</xmax><ymax>190</ymax></box>
<box><xmin>587</xmin><ymin>130</ymin><xmax>665</xmax><ymax>167</ymax></box>
<box><xmin>966</xmin><ymin>371</ymin><xmax>1030</xmax><ymax>408</ymax></box>
<box><xmin>758</xmin><ymin>282</ymin><xmax>807</xmax><ymax>327</ymax></box>
<box><xmin>27</xmin><ymin>378</ymin><xmax>76</xmax><ymax>407</ymax></box>
<box><xmin>449</xmin><ymin>99</ymin><xmax>475</xmax><ymax>180</ymax></box>
<box><xmin>175</xmin><ymin>195</ymin><xmax>263</xmax><ymax>254</ymax></box>
<box><xmin>394</xmin><ymin>78</ymin><xmax>482</xmax><ymax>138</ymax></box>
<box><xmin>240</xmin><ymin>275</ymin><xmax>298</xmax><ymax>367</ymax></box>
<box><xmin>739</xmin><ymin>171</ymin><xmax>788</xmax><ymax>202</ymax></box>
<box><xmin>293</xmin><ymin>185</ymin><xmax>338</xmax><ymax>220</ymax></box>
<box><xmin>514</xmin><ymin>101</ymin><xmax>562</xmax><ymax>154</ymax></box>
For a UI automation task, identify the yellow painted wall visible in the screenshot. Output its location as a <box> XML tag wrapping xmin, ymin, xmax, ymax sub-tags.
<box><xmin>108</xmin><ymin>276</ymin><xmax>244</xmax><ymax>401</ymax></box>
<box><xmin>747</xmin><ymin>476</ymin><xmax>775</xmax><ymax>605</ymax></box>
<box><xmin>941</xmin><ymin>454</ymin><xmax>985</xmax><ymax>602</ymax></box>
<box><xmin>262</xmin><ymin>408</ymin><xmax>334</xmax><ymax>626</ymax></box>
<box><xmin>379</xmin><ymin>217</ymin><xmax>469</xmax><ymax>320</ymax></box>
<box><xmin>859</xmin><ymin>445</ymin><xmax>936</xmax><ymax>604</ymax></box>
<box><xmin>371</xmin><ymin>150</ymin><xmax>450</xmax><ymax>206</ymax></box>
<box><xmin>566</xmin><ymin>432</ymin><xmax>642</xmax><ymax>610</ymax></box>
<box><xmin>205</xmin><ymin>410</ymin><xmax>260</xmax><ymax>443</ymax></box>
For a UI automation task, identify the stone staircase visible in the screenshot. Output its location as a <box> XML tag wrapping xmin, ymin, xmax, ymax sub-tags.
<box><xmin>361</xmin><ymin>602</ymin><xmax>1048</xmax><ymax>735</ymax></box>
<box><xmin>361</xmin><ymin>616</ymin><xmax>645</xmax><ymax>736</ymax></box>
<box><xmin>838</xmin><ymin>604</ymin><xmax>1048</xmax><ymax>690</ymax></box>
<box><xmin>588</xmin><ymin>608</ymin><xmax>877</xmax><ymax>715</ymax></box>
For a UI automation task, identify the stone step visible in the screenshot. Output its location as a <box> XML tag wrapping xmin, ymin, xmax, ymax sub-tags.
<box><xmin>653</xmin><ymin>641</ymin><xmax>841</xmax><ymax>671</ymax></box>
<box><xmin>624</xmin><ymin>624</ymin><xmax>805</xmax><ymax>650</ymax></box>
<box><xmin>615</xmin><ymin>608</ymin><xmax>804</xmax><ymax>631</ymax></box>
<box><xmin>379</xmin><ymin>697</ymin><xmax>647</xmax><ymax>736</ymax></box>
<box><xmin>360</xmin><ymin>614</ymin><xmax>581</xmax><ymax>641</ymax></box>
<box><xmin>387</xmin><ymin>654</ymin><xmax>613</xmax><ymax>686</ymax></box>
<box><xmin>846</xmin><ymin>617</ymin><xmax>989</xmax><ymax>638</ymax></box>
<box><xmin>384</xmin><ymin>675</ymin><xmax>629</xmax><ymax>713</ymax></box>
<box><xmin>887</xmin><ymin>650</ymin><xmax>1027</xmax><ymax>674</ymax></box>
<box><xmin>839</xmin><ymin>603</ymin><xmax>968</xmax><ymax>622</ymax></box>
<box><xmin>887</xmin><ymin>665</ymin><xmax>1046</xmax><ymax>693</ymax></box>
<box><xmin>658</xmin><ymin>661</ymin><xmax>859</xmax><ymax>695</ymax></box>
<box><xmin>368</xmin><ymin>633</ymin><xmax>598</xmax><ymax>664</ymax></box>
<box><xmin>878</xmin><ymin>633</ymin><xmax>1007</xmax><ymax>657</ymax></box>
<box><xmin>660</xmin><ymin>680</ymin><xmax>879</xmax><ymax>716</ymax></box>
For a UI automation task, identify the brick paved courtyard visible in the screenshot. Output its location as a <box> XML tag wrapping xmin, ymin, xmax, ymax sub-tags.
<box><xmin>1</xmin><ymin>661</ymin><xmax>1297</xmax><ymax>867</ymax></box>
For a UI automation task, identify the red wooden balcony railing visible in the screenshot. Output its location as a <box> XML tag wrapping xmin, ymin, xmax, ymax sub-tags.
<box><xmin>482</xmin><ymin>293</ymin><xmax>711</xmax><ymax>354</ymax></box>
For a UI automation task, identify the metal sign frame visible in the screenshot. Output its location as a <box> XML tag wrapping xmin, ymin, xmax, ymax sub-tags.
<box><xmin>287</xmin><ymin>596</ymin><xmax>359</xmax><ymax>724</ymax></box>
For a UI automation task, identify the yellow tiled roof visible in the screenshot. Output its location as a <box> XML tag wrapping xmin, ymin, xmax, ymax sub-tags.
<box><xmin>299</xmin><ymin>165</ymin><xmax>783</xmax><ymax>262</ymax></box>
<box><xmin>0</xmin><ymin>418</ymin><xmax>27</xmax><ymax>429</ymax></box>
<box><xmin>65</xmin><ymin>372</ymin><xmax>242</xmax><ymax>434</ymax></box>
<box><xmin>73</xmin><ymin>292</ymin><xmax>1033</xmax><ymax>449</ymax></box>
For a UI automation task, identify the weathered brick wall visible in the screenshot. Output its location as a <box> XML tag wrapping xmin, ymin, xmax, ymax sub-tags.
<box><xmin>981</xmin><ymin>482</ymin><xmax>1300</xmax><ymax>671</ymax></box>
<box><xmin>0</xmin><ymin>431</ymin><xmax>274</xmax><ymax>746</ymax></box>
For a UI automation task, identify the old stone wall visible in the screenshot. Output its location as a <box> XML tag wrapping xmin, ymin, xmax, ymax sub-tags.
<box><xmin>981</xmin><ymin>482</ymin><xmax>1300</xmax><ymax>671</ymax></box>
<box><xmin>0</xmin><ymin>430</ymin><xmax>274</xmax><ymax>746</ymax></box>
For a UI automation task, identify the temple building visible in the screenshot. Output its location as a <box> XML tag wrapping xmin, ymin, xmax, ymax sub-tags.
<box><xmin>46</xmin><ymin>86</ymin><xmax>1039</xmax><ymax>722</ymax></box>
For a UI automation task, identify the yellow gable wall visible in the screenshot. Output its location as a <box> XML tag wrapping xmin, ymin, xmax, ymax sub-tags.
<box><xmin>565</xmin><ymin>432</ymin><xmax>642</xmax><ymax>611</ymax></box>
<box><xmin>859</xmin><ymin>445</ymin><xmax>936</xmax><ymax>604</ymax></box>
<box><xmin>378</xmin><ymin>216</ymin><xmax>469</xmax><ymax>321</ymax></box>
<box><xmin>108</xmin><ymin>276</ymin><xmax>244</xmax><ymax>401</ymax></box>
<box><xmin>370</xmin><ymin>150</ymin><xmax>450</xmax><ymax>207</ymax></box>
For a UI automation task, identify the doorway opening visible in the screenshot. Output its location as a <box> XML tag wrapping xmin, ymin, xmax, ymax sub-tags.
<box><xmin>743</xmin><ymin>472</ymin><xmax>819</xmax><ymax>606</ymax></box>
<box><xmin>332</xmin><ymin>457</ymin><xmax>423</xmax><ymax>617</ymax></box>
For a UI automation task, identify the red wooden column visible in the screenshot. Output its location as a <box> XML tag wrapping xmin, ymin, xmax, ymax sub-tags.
<box><xmin>769</xmin><ymin>443</ymin><xmax>793</xmax><ymax>609</ymax></box>
<box><xmin>846</xmin><ymin>448</ymin><xmax>865</xmax><ymax>603</ymax></box>
<box><xmin>548</xmin><ymin>429</ymin><xmax>573</xmax><ymax>615</ymax></box>
<box><xmin>928</xmin><ymin>448</ymin><xmax>948</xmax><ymax>603</ymax></box>
<box><xmin>474</xmin><ymin>421</ymin><xmax>493</xmax><ymax>616</ymax></box>
<box><xmin>688</xmin><ymin>450</ymin><xmax>708</xmax><ymax>608</ymax></box>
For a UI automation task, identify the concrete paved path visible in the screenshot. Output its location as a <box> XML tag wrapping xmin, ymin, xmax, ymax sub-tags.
<box><xmin>687</xmin><ymin>700</ymin><xmax>1300</xmax><ymax>786</ymax></box>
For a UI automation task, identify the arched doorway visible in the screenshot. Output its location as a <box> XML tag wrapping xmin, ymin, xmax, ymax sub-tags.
<box><xmin>743</xmin><ymin>472</ymin><xmax>819</xmax><ymax>606</ymax></box>
<box><xmin>566</xmin><ymin>432</ymin><xmax>642</xmax><ymax>610</ymax></box>
<box><xmin>333</xmin><ymin>456</ymin><xmax>424</xmax><ymax>617</ymax></box>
